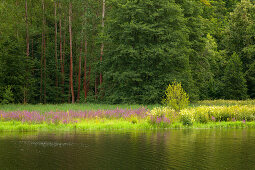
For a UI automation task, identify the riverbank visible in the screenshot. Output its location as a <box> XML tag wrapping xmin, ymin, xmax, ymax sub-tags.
<box><xmin>1</xmin><ymin>100</ymin><xmax>255</xmax><ymax>131</ymax></box>
<box><xmin>1</xmin><ymin>120</ymin><xmax>255</xmax><ymax>132</ymax></box>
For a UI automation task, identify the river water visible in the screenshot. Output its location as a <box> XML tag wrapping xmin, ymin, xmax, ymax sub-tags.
<box><xmin>0</xmin><ymin>129</ymin><xmax>255</xmax><ymax>169</ymax></box>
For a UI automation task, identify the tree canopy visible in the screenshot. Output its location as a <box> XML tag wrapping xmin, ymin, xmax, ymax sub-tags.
<box><xmin>0</xmin><ymin>0</ymin><xmax>254</xmax><ymax>104</ymax></box>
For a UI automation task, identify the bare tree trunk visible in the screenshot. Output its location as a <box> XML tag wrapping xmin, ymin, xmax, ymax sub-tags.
<box><xmin>77</xmin><ymin>41</ymin><xmax>82</xmax><ymax>102</ymax></box>
<box><xmin>40</xmin><ymin>0</ymin><xmax>45</xmax><ymax>103</ymax></box>
<box><xmin>59</xmin><ymin>3</ymin><xmax>64</xmax><ymax>98</ymax></box>
<box><xmin>54</xmin><ymin>1</ymin><xmax>58</xmax><ymax>88</ymax></box>
<box><xmin>94</xmin><ymin>45</ymin><xmax>97</xmax><ymax>99</ymax></box>
<box><xmin>25</xmin><ymin>0</ymin><xmax>29</xmax><ymax>58</ymax></box>
<box><xmin>84</xmin><ymin>39</ymin><xmax>87</xmax><ymax>101</ymax></box>
<box><xmin>99</xmin><ymin>0</ymin><xmax>105</xmax><ymax>87</ymax></box>
<box><xmin>40</xmin><ymin>32</ymin><xmax>43</xmax><ymax>103</ymax></box>
<box><xmin>44</xmin><ymin>35</ymin><xmax>46</xmax><ymax>104</ymax></box>
<box><xmin>88</xmin><ymin>66</ymin><xmax>91</xmax><ymax>98</ymax></box>
<box><xmin>69</xmin><ymin>2</ymin><xmax>75</xmax><ymax>103</ymax></box>
<box><xmin>41</xmin><ymin>0</ymin><xmax>46</xmax><ymax>104</ymax></box>
<box><xmin>24</xmin><ymin>0</ymin><xmax>29</xmax><ymax>104</ymax></box>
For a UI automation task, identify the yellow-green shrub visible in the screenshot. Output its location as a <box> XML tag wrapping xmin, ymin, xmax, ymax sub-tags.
<box><xmin>162</xmin><ymin>81</ymin><xmax>189</xmax><ymax>111</ymax></box>
<box><xmin>147</xmin><ymin>107</ymin><xmax>178</xmax><ymax>125</ymax></box>
<box><xmin>149</xmin><ymin>105</ymin><xmax>255</xmax><ymax>124</ymax></box>
<box><xmin>193</xmin><ymin>105</ymin><xmax>255</xmax><ymax>122</ymax></box>
<box><xmin>179</xmin><ymin>109</ymin><xmax>195</xmax><ymax>125</ymax></box>
<box><xmin>196</xmin><ymin>100</ymin><xmax>255</xmax><ymax>106</ymax></box>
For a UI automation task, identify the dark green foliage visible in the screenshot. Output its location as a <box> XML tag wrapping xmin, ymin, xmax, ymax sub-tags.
<box><xmin>0</xmin><ymin>86</ymin><xmax>14</xmax><ymax>104</ymax></box>
<box><xmin>0</xmin><ymin>0</ymin><xmax>254</xmax><ymax>104</ymax></box>
<box><xmin>223</xmin><ymin>0</ymin><xmax>255</xmax><ymax>98</ymax></box>
<box><xmin>103</xmin><ymin>0</ymin><xmax>195</xmax><ymax>104</ymax></box>
<box><xmin>222</xmin><ymin>53</ymin><xmax>248</xmax><ymax>100</ymax></box>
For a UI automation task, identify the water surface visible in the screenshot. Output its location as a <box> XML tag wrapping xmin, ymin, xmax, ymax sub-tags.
<box><xmin>0</xmin><ymin>129</ymin><xmax>255</xmax><ymax>169</ymax></box>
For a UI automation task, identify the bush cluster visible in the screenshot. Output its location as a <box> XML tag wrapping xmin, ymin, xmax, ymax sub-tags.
<box><xmin>148</xmin><ymin>105</ymin><xmax>255</xmax><ymax>126</ymax></box>
<box><xmin>146</xmin><ymin>107</ymin><xmax>178</xmax><ymax>126</ymax></box>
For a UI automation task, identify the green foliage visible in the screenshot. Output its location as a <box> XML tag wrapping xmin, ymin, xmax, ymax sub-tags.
<box><xmin>179</xmin><ymin>109</ymin><xmax>194</xmax><ymax>126</ymax></box>
<box><xmin>222</xmin><ymin>53</ymin><xmax>248</xmax><ymax>100</ymax></box>
<box><xmin>1</xmin><ymin>86</ymin><xmax>14</xmax><ymax>104</ymax></box>
<box><xmin>103</xmin><ymin>0</ymin><xmax>195</xmax><ymax>104</ymax></box>
<box><xmin>147</xmin><ymin>107</ymin><xmax>179</xmax><ymax>121</ymax></box>
<box><xmin>223</xmin><ymin>0</ymin><xmax>255</xmax><ymax>98</ymax></box>
<box><xmin>162</xmin><ymin>81</ymin><xmax>189</xmax><ymax>111</ymax></box>
<box><xmin>0</xmin><ymin>0</ymin><xmax>255</xmax><ymax>104</ymax></box>
<box><xmin>196</xmin><ymin>99</ymin><xmax>255</xmax><ymax>106</ymax></box>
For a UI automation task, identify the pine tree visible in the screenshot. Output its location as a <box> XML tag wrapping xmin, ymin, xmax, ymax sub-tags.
<box><xmin>224</xmin><ymin>0</ymin><xmax>255</xmax><ymax>98</ymax></box>
<box><xmin>222</xmin><ymin>53</ymin><xmax>248</xmax><ymax>100</ymax></box>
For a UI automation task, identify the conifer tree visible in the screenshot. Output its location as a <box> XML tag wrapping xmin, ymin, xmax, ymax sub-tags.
<box><xmin>224</xmin><ymin>0</ymin><xmax>255</xmax><ymax>98</ymax></box>
<box><xmin>222</xmin><ymin>53</ymin><xmax>248</xmax><ymax>100</ymax></box>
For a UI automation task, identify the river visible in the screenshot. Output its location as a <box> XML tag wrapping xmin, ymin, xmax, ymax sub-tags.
<box><xmin>0</xmin><ymin>129</ymin><xmax>255</xmax><ymax>169</ymax></box>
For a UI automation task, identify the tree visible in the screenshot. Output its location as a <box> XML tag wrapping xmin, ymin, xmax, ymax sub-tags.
<box><xmin>24</xmin><ymin>0</ymin><xmax>29</xmax><ymax>103</ymax></box>
<box><xmin>54</xmin><ymin>1</ymin><xmax>58</xmax><ymax>88</ymax></box>
<box><xmin>222</xmin><ymin>53</ymin><xmax>248</xmax><ymax>100</ymax></box>
<box><xmin>103</xmin><ymin>0</ymin><xmax>195</xmax><ymax>104</ymax></box>
<box><xmin>224</xmin><ymin>0</ymin><xmax>255</xmax><ymax>98</ymax></box>
<box><xmin>69</xmin><ymin>1</ymin><xmax>75</xmax><ymax>103</ymax></box>
<box><xmin>99</xmin><ymin>0</ymin><xmax>105</xmax><ymax>88</ymax></box>
<box><xmin>162</xmin><ymin>81</ymin><xmax>189</xmax><ymax>111</ymax></box>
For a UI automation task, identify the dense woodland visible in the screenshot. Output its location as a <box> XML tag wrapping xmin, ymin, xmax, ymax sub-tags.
<box><xmin>0</xmin><ymin>0</ymin><xmax>254</xmax><ymax>104</ymax></box>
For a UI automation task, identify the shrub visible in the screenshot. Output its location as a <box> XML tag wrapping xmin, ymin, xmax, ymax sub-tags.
<box><xmin>147</xmin><ymin>107</ymin><xmax>176</xmax><ymax>125</ymax></box>
<box><xmin>194</xmin><ymin>107</ymin><xmax>210</xmax><ymax>123</ymax></box>
<box><xmin>162</xmin><ymin>81</ymin><xmax>189</xmax><ymax>111</ymax></box>
<box><xmin>1</xmin><ymin>86</ymin><xmax>14</xmax><ymax>104</ymax></box>
<box><xmin>179</xmin><ymin>109</ymin><xmax>194</xmax><ymax>126</ymax></box>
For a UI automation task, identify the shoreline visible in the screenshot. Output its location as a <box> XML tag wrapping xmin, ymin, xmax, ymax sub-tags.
<box><xmin>1</xmin><ymin>120</ymin><xmax>255</xmax><ymax>132</ymax></box>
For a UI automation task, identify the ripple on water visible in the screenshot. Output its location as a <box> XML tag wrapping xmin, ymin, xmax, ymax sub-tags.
<box><xmin>0</xmin><ymin>129</ymin><xmax>255</xmax><ymax>169</ymax></box>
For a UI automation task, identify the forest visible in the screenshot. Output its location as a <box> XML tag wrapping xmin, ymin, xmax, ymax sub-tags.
<box><xmin>0</xmin><ymin>0</ymin><xmax>254</xmax><ymax>104</ymax></box>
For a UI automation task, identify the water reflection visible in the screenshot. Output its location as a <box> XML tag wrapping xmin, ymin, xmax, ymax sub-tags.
<box><xmin>0</xmin><ymin>129</ymin><xmax>255</xmax><ymax>169</ymax></box>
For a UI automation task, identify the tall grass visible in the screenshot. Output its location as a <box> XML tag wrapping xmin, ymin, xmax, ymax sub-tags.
<box><xmin>0</xmin><ymin>100</ymin><xmax>255</xmax><ymax>131</ymax></box>
<box><xmin>0</xmin><ymin>103</ymin><xmax>158</xmax><ymax>112</ymax></box>
<box><xmin>192</xmin><ymin>99</ymin><xmax>255</xmax><ymax>106</ymax></box>
<box><xmin>1</xmin><ymin>121</ymin><xmax>255</xmax><ymax>132</ymax></box>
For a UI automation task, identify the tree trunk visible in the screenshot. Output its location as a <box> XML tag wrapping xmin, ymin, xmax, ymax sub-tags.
<box><xmin>44</xmin><ymin>35</ymin><xmax>46</xmax><ymax>104</ymax></box>
<box><xmin>25</xmin><ymin>0</ymin><xmax>29</xmax><ymax>58</ymax></box>
<box><xmin>99</xmin><ymin>0</ymin><xmax>105</xmax><ymax>87</ymax></box>
<box><xmin>69</xmin><ymin>2</ymin><xmax>75</xmax><ymax>103</ymax></box>
<box><xmin>24</xmin><ymin>0</ymin><xmax>29</xmax><ymax>104</ymax></box>
<box><xmin>40</xmin><ymin>0</ymin><xmax>45</xmax><ymax>103</ymax></box>
<box><xmin>54</xmin><ymin>1</ymin><xmax>58</xmax><ymax>88</ymax></box>
<box><xmin>42</xmin><ymin>0</ymin><xmax>46</xmax><ymax>104</ymax></box>
<box><xmin>88</xmin><ymin>66</ymin><xmax>91</xmax><ymax>99</ymax></box>
<box><xmin>84</xmin><ymin>39</ymin><xmax>87</xmax><ymax>101</ymax></box>
<box><xmin>59</xmin><ymin>3</ymin><xmax>64</xmax><ymax>97</ymax></box>
<box><xmin>40</xmin><ymin>32</ymin><xmax>43</xmax><ymax>103</ymax></box>
<box><xmin>77</xmin><ymin>41</ymin><xmax>82</xmax><ymax>102</ymax></box>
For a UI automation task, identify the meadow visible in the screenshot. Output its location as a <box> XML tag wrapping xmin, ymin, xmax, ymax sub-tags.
<box><xmin>0</xmin><ymin>100</ymin><xmax>255</xmax><ymax>131</ymax></box>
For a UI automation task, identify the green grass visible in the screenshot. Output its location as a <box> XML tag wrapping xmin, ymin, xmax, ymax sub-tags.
<box><xmin>1</xmin><ymin>100</ymin><xmax>255</xmax><ymax>132</ymax></box>
<box><xmin>0</xmin><ymin>103</ymin><xmax>158</xmax><ymax>112</ymax></box>
<box><xmin>1</xmin><ymin>120</ymin><xmax>255</xmax><ymax>132</ymax></box>
<box><xmin>1</xmin><ymin>99</ymin><xmax>254</xmax><ymax>112</ymax></box>
<box><xmin>190</xmin><ymin>99</ymin><xmax>255</xmax><ymax>107</ymax></box>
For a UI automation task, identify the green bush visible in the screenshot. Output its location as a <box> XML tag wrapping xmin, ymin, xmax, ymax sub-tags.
<box><xmin>179</xmin><ymin>109</ymin><xmax>194</xmax><ymax>126</ymax></box>
<box><xmin>162</xmin><ymin>81</ymin><xmax>189</xmax><ymax>111</ymax></box>
<box><xmin>1</xmin><ymin>86</ymin><xmax>14</xmax><ymax>104</ymax></box>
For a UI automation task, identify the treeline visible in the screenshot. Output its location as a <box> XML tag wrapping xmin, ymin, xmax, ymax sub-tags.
<box><xmin>0</xmin><ymin>0</ymin><xmax>254</xmax><ymax>104</ymax></box>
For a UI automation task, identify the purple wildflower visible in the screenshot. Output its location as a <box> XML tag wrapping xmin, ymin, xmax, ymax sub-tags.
<box><xmin>211</xmin><ymin>116</ymin><xmax>216</xmax><ymax>121</ymax></box>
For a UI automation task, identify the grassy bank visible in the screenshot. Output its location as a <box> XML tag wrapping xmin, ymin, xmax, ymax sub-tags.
<box><xmin>1</xmin><ymin>120</ymin><xmax>255</xmax><ymax>132</ymax></box>
<box><xmin>0</xmin><ymin>103</ymin><xmax>157</xmax><ymax>112</ymax></box>
<box><xmin>0</xmin><ymin>100</ymin><xmax>255</xmax><ymax>131</ymax></box>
